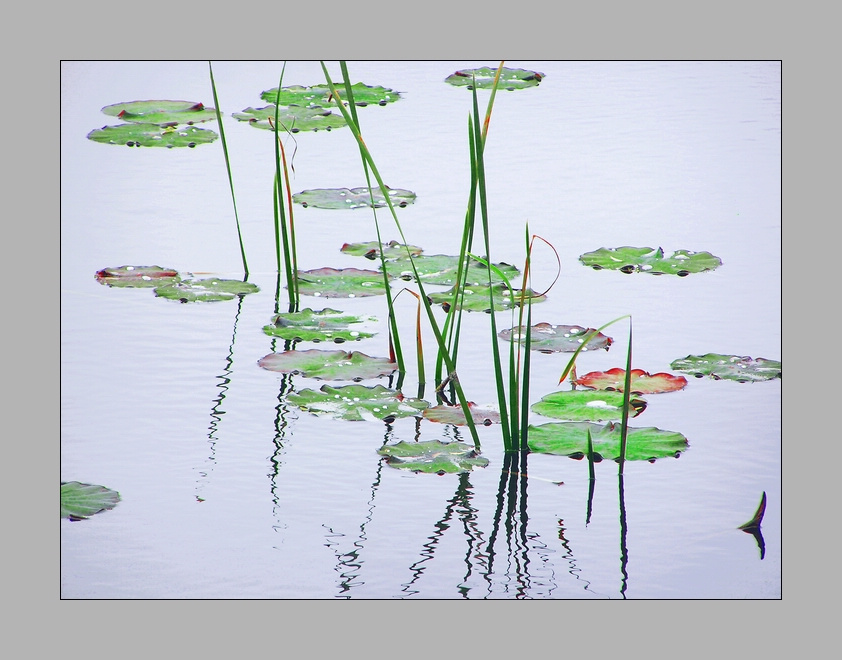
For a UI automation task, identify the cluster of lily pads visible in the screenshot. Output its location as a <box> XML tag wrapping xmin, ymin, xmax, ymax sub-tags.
<box><xmin>86</xmin><ymin>100</ymin><xmax>220</xmax><ymax>148</ymax></box>
<box><xmin>95</xmin><ymin>265</ymin><xmax>259</xmax><ymax>303</ymax></box>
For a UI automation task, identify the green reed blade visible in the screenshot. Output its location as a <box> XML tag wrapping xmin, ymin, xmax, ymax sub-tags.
<box><xmin>618</xmin><ymin>318</ymin><xmax>634</xmax><ymax>475</ymax></box>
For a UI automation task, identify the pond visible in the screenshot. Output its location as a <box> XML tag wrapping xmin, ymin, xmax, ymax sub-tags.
<box><xmin>61</xmin><ymin>60</ymin><xmax>781</xmax><ymax>599</ymax></box>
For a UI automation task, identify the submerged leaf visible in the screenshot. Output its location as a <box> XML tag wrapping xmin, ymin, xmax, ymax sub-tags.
<box><xmin>531</xmin><ymin>390</ymin><xmax>647</xmax><ymax>422</ymax></box>
<box><xmin>574</xmin><ymin>368</ymin><xmax>688</xmax><ymax>394</ymax></box>
<box><xmin>384</xmin><ymin>254</ymin><xmax>519</xmax><ymax>286</ymax></box>
<box><xmin>378</xmin><ymin>440</ymin><xmax>490</xmax><ymax>474</ymax></box>
<box><xmin>341</xmin><ymin>240</ymin><xmax>423</xmax><ymax>260</ymax></box>
<box><xmin>101</xmin><ymin>100</ymin><xmax>217</xmax><ymax>125</ymax></box>
<box><xmin>445</xmin><ymin>67</ymin><xmax>545</xmax><ymax>90</ymax></box>
<box><xmin>296</xmin><ymin>267</ymin><xmax>390</xmax><ymax>298</ymax></box>
<box><xmin>260</xmin><ymin>83</ymin><xmax>401</xmax><ymax>107</ymax></box>
<box><xmin>263</xmin><ymin>308</ymin><xmax>376</xmax><ymax>343</ymax></box>
<box><xmin>422</xmin><ymin>403</ymin><xmax>501</xmax><ymax>426</ymax></box>
<box><xmin>95</xmin><ymin>265</ymin><xmax>180</xmax><ymax>288</ymax></box>
<box><xmin>579</xmin><ymin>246</ymin><xmax>722</xmax><ymax>276</ymax></box>
<box><xmin>154</xmin><ymin>278</ymin><xmax>259</xmax><ymax>302</ymax></box>
<box><xmin>428</xmin><ymin>282</ymin><xmax>546</xmax><ymax>313</ymax></box>
<box><xmin>293</xmin><ymin>187</ymin><xmax>416</xmax><ymax>210</ymax></box>
<box><xmin>498</xmin><ymin>323</ymin><xmax>613</xmax><ymax>353</ymax></box>
<box><xmin>87</xmin><ymin>123</ymin><xmax>218</xmax><ymax>148</ymax></box>
<box><xmin>258</xmin><ymin>349</ymin><xmax>396</xmax><ymax>380</ymax></box>
<box><xmin>670</xmin><ymin>353</ymin><xmax>781</xmax><ymax>382</ymax></box>
<box><xmin>287</xmin><ymin>384</ymin><xmax>427</xmax><ymax>421</ymax></box>
<box><xmin>232</xmin><ymin>105</ymin><xmax>347</xmax><ymax>132</ymax></box>
<box><xmin>61</xmin><ymin>481</ymin><xmax>121</xmax><ymax>520</ymax></box>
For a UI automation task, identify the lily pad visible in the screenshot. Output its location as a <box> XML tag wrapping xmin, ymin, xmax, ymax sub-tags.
<box><xmin>445</xmin><ymin>67</ymin><xmax>545</xmax><ymax>90</ymax></box>
<box><xmin>579</xmin><ymin>246</ymin><xmax>722</xmax><ymax>276</ymax></box>
<box><xmin>260</xmin><ymin>83</ymin><xmax>401</xmax><ymax>107</ymax></box>
<box><xmin>574</xmin><ymin>368</ymin><xmax>688</xmax><ymax>394</ymax></box>
<box><xmin>378</xmin><ymin>440</ymin><xmax>490</xmax><ymax>474</ymax></box>
<box><xmin>95</xmin><ymin>265</ymin><xmax>180</xmax><ymax>288</ymax></box>
<box><xmin>498</xmin><ymin>323</ymin><xmax>613</xmax><ymax>354</ymax></box>
<box><xmin>257</xmin><ymin>349</ymin><xmax>396</xmax><ymax>380</ymax></box>
<box><xmin>341</xmin><ymin>240</ymin><xmax>424</xmax><ymax>260</ymax></box>
<box><xmin>293</xmin><ymin>186</ymin><xmax>416</xmax><ymax>209</ymax></box>
<box><xmin>87</xmin><ymin>123</ymin><xmax>218</xmax><ymax>148</ymax></box>
<box><xmin>296</xmin><ymin>267</ymin><xmax>390</xmax><ymax>298</ymax></box>
<box><xmin>531</xmin><ymin>390</ymin><xmax>647</xmax><ymax>422</ymax></box>
<box><xmin>422</xmin><ymin>403</ymin><xmax>501</xmax><ymax>426</ymax></box>
<box><xmin>232</xmin><ymin>105</ymin><xmax>347</xmax><ymax>132</ymax></box>
<box><xmin>670</xmin><ymin>353</ymin><xmax>782</xmax><ymax>382</ymax></box>
<box><xmin>101</xmin><ymin>100</ymin><xmax>217</xmax><ymax>125</ymax></box>
<box><xmin>61</xmin><ymin>481</ymin><xmax>121</xmax><ymax>520</ymax></box>
<box><xmin>154</xmin><ymin>278</ymin><xmax>259</xmax><ymax>302</ymax></box>
<box><xmin>384</xmin><ymin>254</ymin><xmax>519</xmax><ymax>286</ymax></box>
<box><xmin>428</xmin><ymin>282</ymin><xmax>546</xmax><ymax>313</ymax></box>
<box><xmin>527</xmin><ymin>421</ymin><xmax>688</xmax><ymax>462</ymax></box>
<box><xmin>263</xmin><ymin>307</ymin><xmax>376</xmax><ymax>343</ymax></box>
<box><xmin>287</xmin><ymin>383</ymin><xmax>428</xmax><ymax>421</ymax></box>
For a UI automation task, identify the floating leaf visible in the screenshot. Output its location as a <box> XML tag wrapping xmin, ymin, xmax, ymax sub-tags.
<box><xmin>258</xmin><ymin>349</ymin><xmax>396</xmax><ymax>380</ymax></box>
<box><xmin>87</xmin><ymin>123</ymin><xmax>218</xmax><ymax>148</ymax></box>
<box><xmin>263</xmin><ymin>307</ymin><xmax>376</xmax><ymax>343</ymax></box>
<box><xmin>384</xmin><ymin>254</ymin><xmax>519</xmax><ymax>286</ymax></box>
<box><xmin>422</xmin><ymin>403</ymin><xmax>501</xmax><ymax>426</ymax></box>
<box><xmin>287</xmin><ymin>384</ymin><xmax>427</xmax><ymax>421</ymax></box>
<box><xmin>528</xmin><ymin>421</ymin><xmax>688</xmax><ymax>462</ymax></box>
<box><xmin>670</xmin><ymin>353</ymin><xmax>782</xmax><ymax>382</ymax></box>
<box><xmin>296</xmin><ymin>267</ymin><xmax>389</xmax><ymax>298</ymax></box>
<box><xmin>101</xmin><ymin>100</ymin><xmax>217</xmax><ymax>125</ymax></box>
<box><xmin>574</xmin><ymin>368</ymin><xmax>688</xmax><ymax>394</ymax></box>
<box><xmin>531</xmin><ymin>390</ymin><xmax>647</xmax><ymax>422</ymax></box>
<box><xmin>378</xmin><ymin>440</ymin><xmax>490</xmax><ymax>474</ymax></box>
<box><xmin>61</xmin><ymin>481</ymin><xmax>121</xmax><ymax>520</ymax></box>
<box><xmin>341</xmin><ymin>240</ymin><xmax>423</xmax><ymax>260</ymax></box>
<box><xmin>579</xmin><ymin>246</ymin><xmax>722</xmax><ymax>276</ymax></box>
<box><xmin>154</xmin><ymin>278</ymin><xmax>259</xmax><ymax>302</ymax></box>
<box><xmin>428</xmin><ymin>282</ymin><xmax>546</xmax><ymax>313</ymax></box>
<box><xmin>293</xmin><ymin>186</ymin><xmax>416</xmax><ymax>209</ymax></box>
<box><xmin>232</xmin><ymin>105</ymin><xmax>347</xmax><ymax>132</ymax></box>
<box><xmin>498</xmin><ymin>323</ymin><xmax>613</xmax><ymax>354</ymax></box>
<box><xmin>260</xmin><ymin>83</ymin><xmax>401</xmax><ymax>107</ymax></box>
<box><xmin>95</xmin><ymin>265</ymin><xmax>180</xmax><ymax>288</ymax></box>
<box><xmin>445</xmin><ymin>67</ymin><xmax>545</xmax><ymax>90</ymax></box>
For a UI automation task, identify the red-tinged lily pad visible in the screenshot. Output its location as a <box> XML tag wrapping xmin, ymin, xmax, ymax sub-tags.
<box><xmin>232</xmin><ymin>105</ymin><xmax>347</xmax><ymax>132</ymax></box>
<box><xmin>670</xmin><ymin>353</ymin><xmax>782</xmax><ymax>383</ymax></box>
<box><xmin>531</xmin><ymin>390</ymin><xmax>647</xmax><ymax>422</ymax></box>
<box><xmin>258</xmin><ymin>349</ymin><xmax>396</xmax><ymax>381</ymax></box>
<box><xmin>95</xmin><ymin>265</ymin><xmax>180</xmax><ymax>288</ymax></box>
<box><xmin>378</xmin><ymin>440</ymin><xmax>490</xmax><ymax>474</ymax></box>
<box><xmin>579</xmin><ymin>246</ymin><xmax>723</xmax><ymax>276</ymax></box>
<box><xmin>445</xmin><ymin>67</ymin><xmax>545</xmax><ymax>90</ymax></box>
<box><xmin>341</xmin><ymin>240</ymin><xmax>424</xmax><ymax>260</ymax></box>
<box><xmin>527</xmin><ymin>421</ymin><xmax>688</xmax><ymax>462</ymax></box>
<box><xmin>498</xmin><ymin>323</ymin><xmax>613</xmax><ymax>354</ymax></box>
<box><xmin>101</xmin><ymin>100</ymin><xmax>217</xmax><ymax>125</ymax></box>
<box><xmin>574</xmin><ymin>368</ymin><xmax>688</xmax><ymax>394</ymax></box>
<box><xmin>154</xmin><ymin>278</ymin><xmax>259</xmax><ymax>302</ymax></box>
<box><xmin>422</xmin><ymin>403</ymin><xmax>501</xmax><ymax>426</ymax></box>
<box><xmin>384</xmin><ymin>254</ymin><xmax>519</xmax><ymax>286</ymax></box>
<box><xmin>296</xmin><ymin>267</ymin><xmax>390</xmax><ymax>298</ymax></box>
<box><xmin>428</xmin><ymin>282</ymin><xmax>546</xmax><ymax>313</ymax></box>
<box><xmin>293</xmin><ymin>186</ymin><xmax>416</xmax><ymax>210</ymax></box>
<box><xmin>287</xmin><ymin>384</ymin><xmax>428</xmax><ymax>421</ymax></box>
<box><xmin>61</xmin><ymin>481</ymin><xmax>121</xmax><ymax>520</ymax></box>
<box><xmin>263</xmin><ymin>307</ymin><xmax>377</xmax><ymax>343</ymax></box>
<box><xmin>260</xmin><ymin>83</ymin><xmax>401</xmax><ymax>107</ymax></box>
<box><xmin>87</xmin><ymin>123</ymin><xmax>218</xmax><ymax>148</ymax></box>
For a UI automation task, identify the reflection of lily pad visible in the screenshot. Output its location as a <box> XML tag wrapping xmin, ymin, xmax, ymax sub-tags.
<box><xmin>422</xmin><ymin>403</ymin><xmax>500</xmax><ymax>426</ymax></box>
<box><xmin>574</xmin><ymin>368</ymin><xmax>688</xmax><ymax>394</ymax></box>
<box><xmin>61</xmin><ymin>481</ymin><xmax>121</xmax><ymax>520</ymax></box>
<box><xmin>341</xmin><ymin>240</ymin><xmax>423</xmax><ymax>260</ymax></box>
<box><xmin>263</xmin><ymin>308</ymin><xmax>376</xmax><ymax>343</ymax></box>
<box><xmin>154</xmin><ymin>278</ymin><xmax>259</xmax><ymax>302</ymax></box>
<box><xmin>670</xmin><ymin>353</ymin><xmax>782</xmax><ymax>382</ymax></box>
<box><xmin>528</xmin><ymin>421</ymin><xmax>688</xmax><ymax>462</ymax></box>
<box><xmin>260</xmin><ymin>83</ymin><xmax>401</xmax><ymax>107</ymax></box>
<box><xmin>579</xmin><ymin>246</ymin><xmax>722</xmax><ymax>276</ymax></box>
<box><xmin>428</xmin><ymin>283</ymin><xmax>546</xmax><ymax>313</ymax></box>
<box><xmin>384</xmin><ymin>255</ymin><xmax>519</xmax><ymax>286</ymax></box>
<box><xmin>293</xmin><ymin>187</ymin><xmax>416</xmax><ymax>209</ymax></box>
<box><xmin>498</xmin><ymin>323</ymin><xmax>613</xmax><ymax>354</ymax></box>
<box><xmin>232</xmin><ymin>105</ymin><xmax>347</xmax><ymax>132</ymax></box>
<box><xmin>531</xmin><ymin>390</ymin><xmax>647</xmax><ymax>422</ymax></box>
<box><xmin>95</xmin><ymin>265</ymin><xmax>180</xmax><ymax>288</ymax></box>
<box><xmin>296</xmin><ymin>267</ymin><xmax>389</xmax><ymax>298</ymax></box>
<box><xmin>87</xmin><ymin>123</ymin><xmax>218</xmax><ymax>148</ymax></box>
<box><xmin>287</xmin><ymin>384</ymin><xmax>427</xmax><ymax>421</ymax></box>
<box><xmin>258</xmin><ymin>349</ymin><xmax>396</xmax><ymax>380</ymax></box>
<box><xmin>378</xmin><ymin>440</ymin><xmax>490</xmax><ymax>474</ymax></box>
<box><xmin>101</xmin><ymin>100</ymin><xmax>217</xmax><ymax>125</ymax></box>
<box><xmin>445</xmin><ymin>67</ymin><xmax>545</xmax><ymax>90</ymax></box>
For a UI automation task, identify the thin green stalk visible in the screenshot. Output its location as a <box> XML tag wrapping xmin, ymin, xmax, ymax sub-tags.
<box><xmin>558</xmin><ymin>314</ymin><xmax>632</xmax><ymax>385</ymax></box>
<box><xmin>618</xmin><ymin>318</ymin><xmax>633</xmax><ymax>475</ymax></box>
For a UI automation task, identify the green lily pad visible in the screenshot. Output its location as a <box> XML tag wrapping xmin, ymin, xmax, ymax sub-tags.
<box><xmin>422</xmin><ymin>403</ymin><xmax>501</xmax><ymax>426</ymax></box>
<box><xmin>378</xmin><ymin>440</ymin><xmax>490</xmax><ymax>474</ymax></box>
<box><xmin>498</xmin><ymin>323</ymin><xmax>613</xmax><ymax>354</ymax></box>
<box><xmin>293</xmin><ymin>187</ymin><xmax>416</xmax><ymax>209</ymax></box>
<box><xmin>444</xmin><ymin>67</ymin><xmax>545</xmax><ymax>90</ymax></box>
<box><xmin>531</xmin><ymin>390</ymin><xmax>647</xmax><ymax>422</ymax></box>
<box><xmin>232</xmin><ymin>105</ymin><xmax>347</xmax><ymax>132</ymax></box>
<box><xmin>579</xmin><ymin>246</ymin><xmax>722</xmax><ymax>276</ymax></box>
<box><xmin>574</xmin><ymin>368</ymin><xmax>688</xmax><ymax>394</ymax></box>
<box><xmin>258</xmin><ymin>349</ymin><xmax>396</xmax><ymax>380</ymax></box>
<box><xmin>296</xmin><ymin>267</ymin><xmax>390</xmax><ymax>298</ymax></box>
<box><xmin>61</xmin><ymin>481</ymin><xmax>121</xmax><ymax>520</ymax></box>
<box><xmin>384</xmin><ymin>254</ymin><xmax>519</xmax><ymax>286</ymax></box>
<box><xmin>428</xmin><ymin>282</ymin><xmax>546</xmax><ymax>313</ymax></box>
<box><xmin>670</xmin><ymin>353</ymin><xmax>782</xmax><ymax>383</ymax></box>
<box><xmin>527</xmin><ymin>421</ymin><xmax>688</xmax><ymax>462</ymax></box>
<box><xmin>154</xmin><ymin>278</ymin><xmax>259</xmax><ymax>302</ymax></box>
<box><xmin>101</xmin><ymin>100</ymin><xmax>217</xmax><ymax>125</ymax></box>
<box><xmin>287</xmin><ymin>384</ymin><xmax>428</xmax><ymax>421</ymax></box>
<box><xmin>263</xmin><ymin>307</ymin><xmax>376</xmax><ymax>343</ymax></box>
<box><xmin>95</xmin><ymin>265</ymin><xmax>180</xmax><ymax>288</ymax></box>
<box><xmin>260</xmin><ymin>83</ymin><xmax>401</xmax><ymax>107</ymax></box>
<box><xmin>341</xmin><ymin>240</ymin><xmax>424</xmax><ymax>260</ymax></box>
<box><xmin>87</xmin><ymin>123</ymin><xmax>218</xmax><ymax>148</ymax></box>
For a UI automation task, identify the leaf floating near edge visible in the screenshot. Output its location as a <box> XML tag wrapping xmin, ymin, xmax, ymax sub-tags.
<box><xmin>378</xmin><ymin>440</ymin><xmax>490</xmax><ymax>474</ymax></box>
<box><xmin>292</xmin><ymin>187</ymin><xmax>416</xmax><ymax>210</ymax></box>
<box><xmin>287</xmin><ymin>384</ymin><xmax>428</xmax><ymax>421</ymax></box>
<box><xmin>154</xmin><ymin>278</ymin><xmax>259</xmax><ymax>302</ymax></box>
<box><xmin>87</xmin><ymin>123</ymin><xmax>218</xmax><ymax>148</ymax></box>
<box><xmin>574</xmin><ymin>367</ymin><xmax>688</xmax><ymax>394</ymax></box>
<box><xmin>579</xmin><ymin>246</ymin><xmax>723</xmax><ymax>276</ymax></box>
<box><xmin>670</xmin><ymin>353</ymin><xmax>781</xmax><ymax>382</ymax></box>
<box><xmin>498</xmin><ymin>323</ymin><xmax>613</xmax><ymax>354</ymax></box>
<box><xmin>100</xmin><ymin>100</ymin><xmax>218</xmax><ymax>125</ymax></box>
<box><xmin>257</xmin><ymin>349</ymin><xmax>397</xmax><ymax>380</ymax></box>
<box><xmin>95</xmin><ymin>265</ymin><xmax>180</xmax><ymax>288</ymax></box>
<box><xmin>259</xmin><ymin>83</ymin><xmax>401</xmax><ymax>107</ymax></box>
<box><xmin>738</xmin><ymin>492</ymin><xmax>767</xmax><ymax>530</ymax></box>
<box><xmin>445</xmin><ymin>67</ymin><xmax>545</xmax><ymax>90</ymax></box>
<box><xmin>61</xmin><ymin>481</ymin><xmax>121</xmax><ymax>520</ymax></box>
